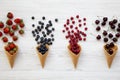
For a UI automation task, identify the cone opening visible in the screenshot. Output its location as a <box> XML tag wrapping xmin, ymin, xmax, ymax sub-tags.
<box><xmin>68</xmin><ymin>44</ymin><xmax>81</xmax><ymax>55</ymax></box>
<box><xmin>4</xmin><ymin>45</ymin><xmax>18</xmax><ymax>56</ymax></box>
<box><xmin>104</xmin><ymin>44</ymin><xmax>118</xmax><ymax>56</ymax></box>
<box><xmin>36</xmin><ymin>44</ymin><xmax>49</xmax><ymax>55</ymax></box>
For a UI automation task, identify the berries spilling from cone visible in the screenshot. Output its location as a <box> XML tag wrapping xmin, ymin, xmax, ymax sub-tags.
<box><xmin>5</xmin><ymin>42</ymin><xmax>17</xmax><ymax>55</ymax></box>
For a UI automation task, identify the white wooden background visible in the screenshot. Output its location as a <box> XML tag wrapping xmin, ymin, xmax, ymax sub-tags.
<box><xmin>0</xmin><ymin>0</ymin><xmax>120</xmax><ymax>80</ymax></box>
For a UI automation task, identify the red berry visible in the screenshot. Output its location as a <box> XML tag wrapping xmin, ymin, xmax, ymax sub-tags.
<box><xmin>72</xmin><ymin>21</ymin><xmax>75</xmax><ymax>24</ymax></box>
<box><xmin>83</xmin><ymin>18</ymin><xmax>86</xmax><ymax>21</ymax></box>
<box><xmin>79</xmin><ymin>24</ymin><xmax>82</xmax><ymax>27</ymax></box>
<box><xmin>83</xmin><ymin>23</ymin><xmax>86</xmax><ymax>26</ymax></box>
<box><xmin>78</xmin><ymin>19</ymin><xmax>81</xmax><ymax>22</ymax></box>
<box><xmin>0</xmin><ymin>22</ymin><xmax>4</xmax><ymax>28</ymax></box>
<box><xmin>9</xmin><ymin>43</ymin><xmax>15</xmax><ymax>49</ymax></box>
<box><xmin>19</xmin><ymin>29</ymin><xmax>24</xmax><ymax>34</ymax></box>
<box><xmin>70</xmin><ymin>25</ymin><xmax>73</xmax><ymax>29</ymax></box>
<box><xmin>64</xmin><ymin>24</ymin><xmax>66</xmax><ymax>27</ymax></box>
<box><xmin>76</xmin><ymin>15</ymin><xmax>79</xmax><ymax>18</ymax></box>
<box><xmin>70</xmin><ymin>17</ymin><xmax>74</xmax><ymax>20</ymax></box>
<box><xmin>83</xmin><ymin>38</ymin><xmax>86</xmax><ymax>41</ymax></box>
<box><xmin>9</xmin><ymin>31</ymin><xmax>14</xmax><ymax>36</ymax></box>
<box><xmin>6</xmin><ymin>19</ymin><xmax>13</xmax><ymax>25</ymax></box>
<box><xmin>0</xmin><ymin>31</ymin><xmax>3</xmax><ymax>37</ymax></box>
<box><xmin>5</xmin><ymin>46</ymin><xmax>10</xmax><ymax>51</ymax></box>
<box><xmin>85</xmin><ymin>27</ymin><xmax>88</xmax><ymax>31</ymax></box>
<box><xmin>19</xmin><ymin>22</ymin><xmax>25</xmax><ymax>28</ymax></box>
<box><xmin>62</xmin><ymin>30</ymin><xmax>65</xmax><ymax>33</ymax></box>
<box><xmin>2</xmin><ymin>37</ymin><xmax>8</xmax><ymax>42</ymax></box>
<box><xmin>14</xmin><ymin>18</ymin><xmax>21</xmax><ymax>24</ymax></box>
<box><xmin>75</xmin><ymin>27</ymin><xmax>78</xmax><ymax>30</ymax></box>
<box><xmin>66</xmin><ymin>27</ymin><xmax>69</xmax><ymax>30</ymax></box>
<box><xmin>12</xmin><ymin>36</ymin><xmax>18</xmax><ymax>41</ymax></box>
<box><xmin>3</xmin><ymin>27</ymin><xmax>10</xmax><ymax>34</ymax></box>
<box><xmin>71</xmin><ymin>30</ymin><xmax>74</xmax><ymax>33</ymax></box>
<box><xmin>12</xmin><ymin>25</ymin><xmax>18</xmax><ymax>30</ymax></box>
<box><xmin>7</xmin><ymin>12</ymin><xmax>13</xmax><ymax>19</ymax></box>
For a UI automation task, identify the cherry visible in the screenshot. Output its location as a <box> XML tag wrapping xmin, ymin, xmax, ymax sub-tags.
<box><xmin>96</xmin><ymin>35</ymin><xmax>101</xmax><ymax>40</ymax></box>
<box><xmin>103</xmin><ymin>17</ymin><xmax>108</xmax><ymax>22</ymax></box>
<box><xmin>96</xmin><ymin>26</ymin><xmax>101</xmax><ymax>31</ymax></box>
<box><xmin>113</xmin><ymin>19</ymin><xmax>117</xmax><ymax>24</ymax></box>
<box><xmin>108</xmin><ymin>49</ymin><xmax>113</xmax><ymax>55</ymax></box>
<box><xmin>104</xmin><ymin>37</ymin><xmax>108</xmax><ymax>42</ymax></box>
<box><xmin>95</xmin><ymin>20</ymin><xmax>100</xmax><ymax>24</ymax></box>
<box><xmin>113</xmin><ymin>37</ymin><xmax>117</xmax><ymax>42</ymax></box>
<box><xmin>101</xmin><ymin>22</ymin><xmax>106</xmax><ymax>26</ymax></box>
<box><xmin>108</xmin><ymin>33</ymin><xmax>113</xmax><ymax>38</ymax></box>
<box><xmin>103</xmin><ymin>30</ymin><xmax>107</xmax><ymax>36</ymax></box>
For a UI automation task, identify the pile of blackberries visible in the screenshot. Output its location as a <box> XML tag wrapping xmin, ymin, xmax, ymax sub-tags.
<box><xmin>95</xmin><ymin>17</ymin><xmax>120</xmax><ymax>43</ymax></box>
<box><xmin>31</xmin><ymin>16</ymin><xmax>58</xmax><ymax>54</ymax></box>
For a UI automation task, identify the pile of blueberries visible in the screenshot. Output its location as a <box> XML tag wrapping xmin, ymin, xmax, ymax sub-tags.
<box><xmin>31</xmin><ymin>16</ymin><xmax>58</xmax><ymax>54</ymax></box>
<box><xmin>95</xmin><ymin>17</ymin><xmax>120</xmax><ymax>43</ymax></box>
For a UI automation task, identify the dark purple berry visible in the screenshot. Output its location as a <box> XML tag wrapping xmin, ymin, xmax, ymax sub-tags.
<box><xmin>109</xmin><ymin>42</ymin><xmax>114</xmax><ymax>48</ymax></box>
<box><xmin>118</xmin><ymin>23</ymin><xmax>120</xmax><ymax>28</ymax></box>
<box><xmin>95</xmin><ymin>20</ymin><xmax>100</xmax><ymax>24</ymax></box>
<box><xmin>31</xmin><ymin>16</ymin><xmax>35</xmax><ymax>20</ymax></box>
<box><xmin>42</xmin><ymin>16</ymin><xmax>45</xmax><ymax>20</ymax></box>
<box><xmin>108</xmin><ymin>49</ymin><xmax>113</xmax><ymax>55</ymax></box>
<box><xmin>109</xmin><ymin>21</ymin><xmax>113</xmax><ymax>26</ymax></box>
<box><xmin>101</xmin><ymin>22</ymin><xmax>106</xmax><ymax>26</ymax></box>
<box><xmin>104</xmin><ymin>38</ymin><xmax>108</xmax><ymax>42</ymax></box>
<box><xmin>96</xmin><ymin>26</ymin><xmax>101</xmax><ymax>31</ymax></box>
<box><xmin>103</xmin><ymin>31</ymin><xmax>108</xmax><ymax>36</ymax></box>
<box><xmin>113</xmin><ymin>19</ymin><xmax>117</xmax><ymax>24</ymax></box>
<box><xmin>117</xmin><ymin>28</ymin><xmax>120</xmax><ymax>32</ymax></box>
<box><xmin>103</xmin><ymin>17</ymin><xmax>108</xmax><ymax>22</ymax></box>
<box><xmin>105</xmin><ymin>44</ymin><xmax>110</xmax><ymax>49</ymax></box>
<box><xmin>32</xmin><ymin>24</ymin><xmax>35</xmax><ymax>27</ymax></box>
<box><xmin>55</xmin><ymin>18</ymin><xmax>58</xmax><ymax>22</ymax></box>
<box><xmin>96</xmin><ymin>35</ymin><xmax>101</xmax><ymax>40</ymax></box>
<box><xmin>115</xmin><ymin>33</ymin><xmax>120</xmax><ymax>38</ymax></box>
<box><xmin>110</xmin><ymin>25</ymin><xmax>115</xmax><ymax>29</ymax></box>
<box><xmin>108</xmin><ymin>33</ymin><xmax>113</xmax><ymax>38</ymax></box>
<box><xmin>113</xmin><ymin>37</ymin><xmax>118</xmax><ymax>42</ymax></box>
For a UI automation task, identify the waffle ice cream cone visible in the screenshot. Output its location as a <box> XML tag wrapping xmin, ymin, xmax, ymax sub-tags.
<box><xmin>4</xmin><ymin>45</ymin><xmax>18</xmax><ymax>68</ymax></box>
<box><xmin>36</xmin><ymin>45</ymin><xmax>49</xmax><ymax>68</ymax></box>
<box><xmin>103</xmin><ymin>44</ymin><xmax>118</xmax><ymax>68</ymax></box>
<box><xmin>68</xmin><ymin>44</ymin><xmax>81</xmax><ymax>68</ymax></box>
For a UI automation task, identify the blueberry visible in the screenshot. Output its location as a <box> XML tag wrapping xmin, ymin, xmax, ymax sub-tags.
<box><xmin>32</xmin><ymin>24</ymin><xmax>35</xmax><ymax>27</ymax></box>
<box><xmin>51</xmin><ymin>34</ymin><xmax>54</xmax><ymax>37</ymax></box>
<box><xmin>52</xmin><ymin>38</ymin><xmax>54</xmax><ymax>41</ymax></box>
<box><xmin>32</xmin><ymin>31</ymin><xmax>35</xmax><ymax>34</ymax></box>
<box><xmin>42</xmin><ymin>16</ymin><xmax>45</xmax><ymax>20</ymax></box>
<box><xmin>48</xmin><ymin>20</ymin><xmax>52</xmax><ymax>24</ymax></box>
<box><xmin>38</xmin><ymin>21</ymin><xmax>42</xmax><ymax>25</ymax></box>
<box><xmin>55</xmin><ymin>18</ymin><xmax>58</xmax><ymax>22</ymax></box>
<box><xmin>42</xmin><ymin>31</ymin><xmax>45</xmax><ymax>34</ymax></box>
<box><xmin>31</xmin><ymin>16</ymin><xmax>35</xmax><ymax>20</ymax></box>
<box><xmin>41</xmin><ymin>25</ymin><xmax>44</xmax><ymax>29</ymax></box>
<box><xmin>52</xmin><ymin>28</ymin><xmax>55</xmax><ymax>31</ymax></box>
<box><xmin>43</xmin><ymin>34</ymin><xmax>46</xmax><ymax>37</ymax></box>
